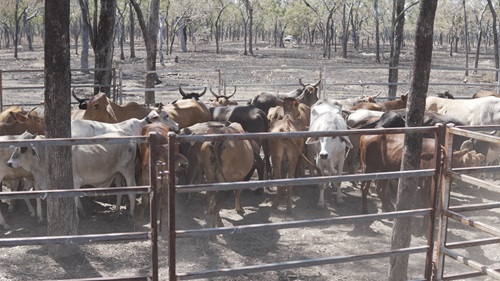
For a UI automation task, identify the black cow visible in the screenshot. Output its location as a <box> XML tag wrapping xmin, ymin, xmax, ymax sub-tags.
<box><xmin>210</xmin><ymin>105</ymin><xmax>271</xmax><ymax>180</ymax></box>
<box><xmin>72</xmin><ymin>89</ymin><xmax>90</xmax><ymax>109</ymax></box>
<box><xmin>248</xmin><ymin>78</ymin><xmax>320</xmax><ymax>114</ymax></box>
<box><xmin>178</xmin><ymin>87</ymin><xmax>207</xmax><ymax>100</ymax></box>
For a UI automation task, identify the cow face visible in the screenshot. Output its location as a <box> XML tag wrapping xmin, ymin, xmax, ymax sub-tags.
<box><xmin>12</xmin><ymin>108</ymin><xmax>45</xmax><ymax>135</ymax></box>
<box><xmin>7</xmin><ymin>131</ymin><xmax>39</xmax><ymax>170</ymax></box>
<box><xmin>82</xmin><ymin>93</ymin><xmax>118</xmax><ymax>123</ymax></box>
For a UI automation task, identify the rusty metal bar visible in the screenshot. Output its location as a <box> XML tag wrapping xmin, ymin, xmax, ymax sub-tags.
<box><xmin>44</xmin><ymin>276</ymin><xmax>150</xmax><ymax>281</ymax></box>
<box><xmin>450</xmin><ymin>164</ymin><xmax>500</xmax><ymax>174</ymax></box>
<box><xmin>167</xmin><ymin>132</ymin><xmax>178</xmax><ymax>281</ymax></box>
<box><xmin>176</xmin><ymin>209</ymin><xmax>431</xmax><ymax>238</ymax></box>
<box><xmin>0</xmin><ymin>232</ymin><xmax>150</xmax><ymax>247</ymax></box>
<box><xmin>449</xmin><ymin>171</ymin><xmax>500</xmax><ymax>193</ymax></box>
<box><xmin>149</xmin><ymin>132</ymin><xmax>160</xmax><ymax>281</ymax></box>
<box><xmin>440</xmin><ymin>247</ymin><xmax>500</xmax><ymax>279</ymax></box>
<box><xmin>0</xmin><ymin>186</ymin><xmax>150</xmax><ymax>200</ymax></box>
<box><xmin>177</xmin><ymin>246</ymin><xmax>428</xmax><ymax>280</ymax></box>
<box><xmin>446</xmin><ymin>237</ymin><xmax>500</xmax><ymax>249</ymax></box>
<box><xmin>448</xmin><ymin>126</ymin><xmax>500</xmax><ymax>143</ymax></box>
<box><xmin>0</xmin><ymin>69</ymin><xmax>2</xmax><ymax>111</ymax></box>
<box><xmin>177</xmin><ymin>169</ymin><xmax>435</xmax><ymax>193</ymax></box>
<box><xmin>0</xmin><ymin>135</ymin><xmax>147</xmax><ymax>148</ymax></box>
<box><xmin>449</xmin><ymin>202</ymin><xmax>500</xmax><ymax>212</ymax></box>
<box><xmin>443</xmin><ymin>267</ymin><xmax>500</xmax><ymax>280</ymax></box>
<box><xmin>445</xmin><ymin>210</ymin><xmax>500</xmax><ymax>237</ymax></box>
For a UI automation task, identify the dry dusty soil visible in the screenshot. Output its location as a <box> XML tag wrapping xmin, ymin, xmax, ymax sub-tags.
<box><xmin>0</xmin><ymin>40</ymin><xmax>499</xmax><ymax>281</ymax></box>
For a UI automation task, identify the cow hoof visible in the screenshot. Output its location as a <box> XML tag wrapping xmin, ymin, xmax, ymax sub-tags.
<box><xmin>236</xmin><ymin>209</ymin><xmax>245</xmax><ymax>216</ymax></box>
<box><xmin>254</xmin><ymin>188</ymin><xmax>264</xmax><ymax>195</ymax></box>
<box><xmin>317</xmin><ymin>203</ymin><xmax>325</xmax><ymax>210</ymax></box>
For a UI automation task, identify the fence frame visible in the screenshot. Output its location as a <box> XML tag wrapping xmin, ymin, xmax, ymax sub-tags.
<box><xmin>166</xmin><ymin>125</ymin><xmax>444</xmax><ymax>280</ymax></box>
<box><xmin>0</xmin><ymin>133</ymin><xmax>162</xmax><ymax>281</ymax></box>
<box><xmin>434</xmin><ymin>125</ymin><xmax>500</xmax><ymax>280</ymax></box>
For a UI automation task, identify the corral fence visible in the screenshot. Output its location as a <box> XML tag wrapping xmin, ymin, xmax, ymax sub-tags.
<box><xmin>163</xmin><ymin>124</ymin><xmax>500</xmax><ymax>280</ymax></box>
<box><xmin>0</xmin><ymin>132</ymin><xmax>164</xmax><ymax>281</ymax></box>
<box><xmin>2</xmin><ymin>64</ymin><xmax>500</xmax><ymax>110</ymax></box>
<box><xmin>0</xmin><ymin>125</ymin><xmax>498</xmax><ymax>280</ymax></box>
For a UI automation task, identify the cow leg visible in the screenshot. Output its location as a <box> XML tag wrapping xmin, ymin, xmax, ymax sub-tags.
<box><xmin>0</xmin><ymin>208</ymin><xmax>9</xmax><ymax>229</ymax></box>
<box><xmin>317</xmin><ymin>160</ymin><xmax>327</xmax><ymax>209</ymax></box>
<box><xmin>235</xmin><ymin>189</ymin><xmax>244</xmax><ymax>215</ymax></box>
<box><xmin>286</xmin><ymin>158</ymin><xmax>299</xmax><ymax>214</ymax></box>
<box><xmin>360</xmin><ymin>180</ymin><xmax>371</xmax><ymax>214</ymax></box>
<box><xmin>376</xmin><ymin>179</ymin><xmax>393</xmax><ymax>212</ymax></box>
<box><xmin>335</xmin><ymin>158</ymin><xmax>346</xmax><ymax>205</ymax></box>
<box><xmin>271</xmin><ymin>160</ymin><xmax>282</xmax><ymax>210</ymax></box>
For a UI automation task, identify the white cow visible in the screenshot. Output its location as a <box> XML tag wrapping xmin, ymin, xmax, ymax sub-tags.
<box><xmin>0</xmin><ymin>135</ymin><xmax>42</xmax><ymax>229</ymax></box>
<box><xmin>306</xmin><ymin>99</ymin><xmax>353</xmax><ymax>209</ymax></box>
<box><xmin>425</xmin><ymin>96</ymin><xmax>500</xmax><ymax>125</ymax></box>
<box><xmin>72</xmin><ymin>109</ymin><xmax>179</xmax><ymax>137</ymax></box>
<box><xmin>7</xmin><ymin>131</ymin><xmax>138</xmax><ymax>218</ymax></box>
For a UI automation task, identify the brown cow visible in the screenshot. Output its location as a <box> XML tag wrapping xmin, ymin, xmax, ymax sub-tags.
<box><xmin>82</xmin><ymin>92</ymin><xmax>177</xmax><ymax>128</ymax></box>
<box><xmin>0</xmin><ymin>108</ymin><xmax>44</xmax><ymax>136</ymax></box>
<box><xmin>137</xmin><ymin>122</ymin><xmax>188</xmax><ymax>223</ymax></box>
<box><xmin>163</xmin><ymin>98</ymin><xmax>212</xmax><ymax>129</ymax></box>
<box><xmin>359</xmin><ymin>134</ymin><xmax>485</xmax><ymax>214</ymax></box>
<box><xmin>351</xmin><ymin>93</ymin><xmax>408</xmax><ymax>112</ymax></box>
<box><xmin>269</xmin><ymin>94</ymin><xmax>309</xmax><ymax>213</ymax></box>
<box><xmin>200</xmin><ymin>122</ymin><xmax>255</xmax><ymax>228</ymax></box>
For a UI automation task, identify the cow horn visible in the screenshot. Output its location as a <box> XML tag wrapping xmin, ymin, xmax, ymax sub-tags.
<box><xmin>209</xmin><ymin>87</ymin><xmax>219</xmax><ymax>98</ymax></box>
<box><xmin>313</xmin><ymin>80</ymin><xmax>321</xmax><ymax>87</ymax></box>
<box><xmin>295</xmin><ymin>89</ymin><xmax>307</xmax><ymax>101</ymax></box>
<box><xmin>199</xmin><ymin>87</ymin><xmax>207</xmax><ymax>97</ymax></box>
<box><xmin>27</xmin><ymin>107</ymin><xmax>37</xmax><ymax>115</ymax></box>
<box><xmin>72</xmin><ymin>88</ymin><xmax>84</xmax><ymax>102</ymax></box>
<box><xmin>227</xmin><ymin>86</ymin><xmax>237</xmax><ymax>99</ymax></box>
<box><xmin>372</xmin><ymin>92</ymin><xmax>381</xmax><ymax>98</ymax></box>
<box><xmin>179</xmin><ymin>87</ymin><xmax>187</xmax><ymax>98</ymax></box>
<box><xmin>299</xmin><ymin>78</ymin><xmax>306</xmax><ymax>87</ymax></box>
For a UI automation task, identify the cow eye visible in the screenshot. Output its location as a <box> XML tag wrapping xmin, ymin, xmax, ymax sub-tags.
<box><xmin>20</xmin><ymin>147</ymin><xmax>27</xmax><ymax>153</ymax></box>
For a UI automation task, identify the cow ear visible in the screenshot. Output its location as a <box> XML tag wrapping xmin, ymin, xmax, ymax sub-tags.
<box><xmin>305</xmin><ymin>137</ymin><xmax>318</xmax><ymax>144</ymax></box>
<box><xmin>106</xmin><ymin>104</ymin><xmax>118</xmax><ymax>122</ymax></box>
<box><xmin>14</xmin><ymin>112</ymin><xmax>28</xmax><ymax>123</ymax></box>
<box><xmin>340</xmin><ymin>136</ymin><xmax>353</xmax><ymax>148</ymax></box>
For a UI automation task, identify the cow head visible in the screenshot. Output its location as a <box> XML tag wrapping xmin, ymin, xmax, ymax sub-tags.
<box><xmin>10</xmin><ymin>108</ymin><xmax>45</xmax><ymax>135</ymax></box>
<box><xmin>72</xmin><ymin>88</ymin><xmax>90</xmax><ymax>109</ymax></box>
<box><xmin>209</xmin><ymin>87</ymin><xmax>238</xmax><ymax>106</ymax></box>
<box><xmin>179</xmin><ymin>87</ymin><xmax>206</xmax><ymax>100</ymax></box>
<box><xmin>360</xmin><ymin>92</ymin><xmax>380</xmax><ymax>103</ymax></box>
<box><xmin>82</xmin><ymin>92</ymin><xmax>118</xmax><ymax>123</ymax></box>
<box><xmin>298</xmin><ymin>78</ymin><xmax>320</xmax><ymax>107</ymax></box>
<box><xmin>7</xmin><ymin>131</ymin><xmax>40</xmax><ymax>169</ymax></box>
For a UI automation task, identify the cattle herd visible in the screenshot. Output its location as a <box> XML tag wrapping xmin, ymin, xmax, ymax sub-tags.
<box><xmin>0</xmin><ymin>81</ymin><xmax>496</xmax><ymax>230</ymax></box>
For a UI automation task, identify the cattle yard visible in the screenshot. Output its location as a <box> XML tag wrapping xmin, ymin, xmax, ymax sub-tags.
<box><xmin>0</xmin><ymin>44</ymin><xmax>499</xmax><ymax>280</ymax></box>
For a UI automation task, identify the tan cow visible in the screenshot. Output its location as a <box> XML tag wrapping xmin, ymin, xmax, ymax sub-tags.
<box><xmin>0</xmin><ymin>108</ymin><xmax>44</xmax><ymax>136</ymax></box>
<box><xmin>82</xmin><ymin>92</ymin><xmax>177</xmax><ymax>128</ymax></box>
<box><xmin>200</xmin><ymin>122</ymin><xmax>255</xmax><ymax>228</ymax></box>
<box><xmin>269</xmin><ymin>94</ymin><xmax>309</xmax><ymax>213</ymax></box>
<box><xmin>351</xmin><ymin>93</ymin><xmax>408</xmax><ymax>112</ymax></box>
<box><xmin>208</xmin><ymin>87</ymin><xmax>238</xmax><ymax>106</ymax></box>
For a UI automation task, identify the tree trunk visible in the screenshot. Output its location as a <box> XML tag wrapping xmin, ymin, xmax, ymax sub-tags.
<box><xmin>374</xmin><ymin>0</ymin><xmax>381</xmax><ymax>62</ymax></box>
<box><xmin>14</xmin><ymin>0</ymin><xmax>20</xmax><ymax>58</ymax></box>
<box><xmin>93</xmin><ymin>0</ymin><xmax>115</xmax><ymax>96</ymax></box>
<box><xmin>179</xmin><ymin>18</ymin><xmax>188</xmax><ymax>53</ymax></box>
<box><xmin>247</xmin><ymin>5</ymin><xmax>254</xmax><ymax>55</ymax></box>
<box><xmin>129</xmin><ymin>4</ymin><xmax>136</xmax><ymax>59</ymax></box>
<box><xmin>463</xmin><ymin>0</ymin><xmax>469</xmax><ymax>76</ymax></box>
<box><xmin>474</xmin><ymin>30</ymin><xmax>483</xmax><ymax>73</ymax></box>
<box><xmin>487</xmin><ymin>0</ymin><xmax>499</xmax><ymax>81</ymax></box>
<box><xmin>388</xmin><ymin>0</ymin><xmax>405</xmax><ymax>98</ymax></box>
<box><xmin>44</xmin><ymin>0</ymin><xmax>79</xmax><ymax>259</ymax></box>
<box><xmin>80</xmin><ymin>16</ymin><xmax>89</xmax><ymax>73</ymax></box>
<box><xmin>388</xmin><ymin>0</ymin><xmax>438</xmax><ymax>280</ymax></box>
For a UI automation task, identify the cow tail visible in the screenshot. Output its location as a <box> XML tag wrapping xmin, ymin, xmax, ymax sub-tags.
<box><xmin>380</xmin><ymin>134</ymin><xmax>388</xmax><ymax>167</ymax></box>
<box><xmin>258</xmin><ymin>109</ymin><xmax>272</xmax><ymax>180</ymax></box>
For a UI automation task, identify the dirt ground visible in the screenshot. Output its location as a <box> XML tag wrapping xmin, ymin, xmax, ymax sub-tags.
<box><xmin>0</xmin><ymin>40</ymin><xmax>499</xmax><ymax>281</ymax></box>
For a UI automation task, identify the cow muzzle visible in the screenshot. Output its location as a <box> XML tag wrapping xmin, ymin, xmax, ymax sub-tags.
<box><xmin>319</xmin><ymin>153</ymin><xmax>328</xmax><ymax>159</ymax></box>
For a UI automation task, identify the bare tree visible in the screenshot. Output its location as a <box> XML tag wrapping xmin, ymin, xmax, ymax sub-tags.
<box><xmin>472</xmin><ymin>4</ymin><xmax>487</xmax><ymax>74</ymax></box>
<box><xmin>374</xmin><ymin>0</ymin><xmax>381</xmax><ymax>62</ymax></box>
<box><xmin>79</xmin><ymin>0</ymin><xmax>116</xmax><ymax>95</ymax></box>
<box><xmin>13</xmin><ymin>0</ymin><xmax>39</xmax><ymax>58</ymax></box>
<box><xmin>389</xmin><ymin>0</ymin><xmax>438</xmax><ymax>280</ymax></box>
<box><xmin>388</xmin><ymin>0</ymin><xmax>405</xmax><ymax>98</ymax></box>
<box><xmin>214</xmin><ymin>1</ymin><xmax>230</xmax><ymax>54</ymax></box>
<box><xmin>487</xmin><ymin>0</ymin><xmax>499</xmax><ymax>81</ymax></box>
<box><xmin>130</xmin><ymin>0</ymin><xmax>161</xmax><ymax>105</ymax></box>
<box><xmin>242</xmin><ymin>0</ymin><xmax>254</xmax><ymax>55</ymax></box>
<box><xmin>463</xmin><ymin>0</ymin><xmax>469</xmax><ymax>76</ymax></box>
<box><xmin>44</xmin><ymin>0</ymin><xmax>79</xmax><ymax>259</ymax></box>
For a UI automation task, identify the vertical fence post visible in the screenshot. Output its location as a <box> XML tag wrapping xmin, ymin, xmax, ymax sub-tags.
<box><xmin>434</xmin><ymin>124</ymin><xmax>455</xmax><ymax>280</ymax></box>
<box><xmin>149</xmin><ymin>132</ymin><xmax>160</xmax><ymax>281</ymax></box>
<box><xmin>119</xmin><ymin>68</ymin><xmax>123</xmax><ymax>105</ymax></box>
<box><xmin>112</xmin><ymin>68</ymin><xmax>117</xmax><ymax>103</ymax></box>
<box><xmin>167</xmin><ymin>132</ymin><xmax>178</xmax><ymax>281</ymax></box>
<box><xmin>217</xmin><ymin>68</ymin><xmax>222</xmax><ymax>95</ymax></box>
<box><xmin>0</xmin><ymin>69</ymin><xmax>3</xmax><ymax>112</ymax></box>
